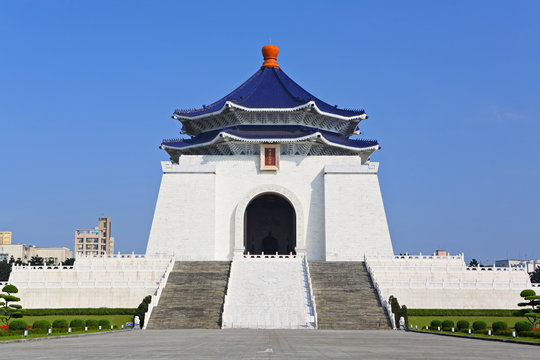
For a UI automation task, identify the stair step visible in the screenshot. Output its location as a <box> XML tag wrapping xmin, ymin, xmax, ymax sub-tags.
<box><xmin>308</xmin><ymin>261</ymin><xmax>391</xmax><ymax>330</ymax></box>
<box><xmin>145</xmin><ymin>261</ymin><xmax>231</xmax><ymax>329</ymax></box>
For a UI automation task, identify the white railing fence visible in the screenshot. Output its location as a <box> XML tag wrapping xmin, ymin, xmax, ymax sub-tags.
<box><xmin>302</xmin><ymin>255</ymin><xmax>317</xmax><ymax>328</ymax></box>
<box><xmin>532</xmin><ymin>283</ymin><xmax>540</xmax><ymax>288</ymax></box>
<box><xmin>143</xmin><ymin>255</ymin><xmax>176</xmax><ymax>329</ymax></box>
<box><xmin>240</xmin><ymin>252</ymin><xmax>301</xmax><ymax>259</ymax></box>
<box><xmin>364</xmin><ymin>257</ymin><xmax>396</xmax><ymax>329</ymax></box>
<box><xmin>75</xmin><ymin>252</ymin><xmax>171</xmax><ymax>259</ymax></box>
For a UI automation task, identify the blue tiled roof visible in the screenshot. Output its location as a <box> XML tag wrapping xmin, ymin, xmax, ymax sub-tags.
<box><xmin>162</xmin><ymin>125</ymin><xmax>378</xmax><ymax>150</ymax></box>
<box><xmin>174</xmin><ymin>67</ymin><xmax>365</xmax><ymax>119</ymax></box>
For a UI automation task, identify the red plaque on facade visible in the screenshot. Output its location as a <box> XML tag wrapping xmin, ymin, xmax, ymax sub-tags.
<box><xmin>260</xmin><ymin>144</ymin><xmax>280</xmax><ymax>171</ymax></box>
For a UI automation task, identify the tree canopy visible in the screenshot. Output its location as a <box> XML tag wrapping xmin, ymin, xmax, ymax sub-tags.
<box><xmin>516</xmin><ymin>289</ymin><xmax>540</xmax><ymax>328</ymax></box>
<box><xmin>0</xmin><ymin>284</ymin><xmax>24</xmax><ymax>326</ymax></box>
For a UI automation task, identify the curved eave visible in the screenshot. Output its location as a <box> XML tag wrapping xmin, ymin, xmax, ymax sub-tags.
<box><xmin>161</xmin><ymin>131</ymin><xmax>379</xmax><ymax>153</ymax></box>
<box><xmin>173</xmin><ymin>101</ymin><xmax>367</xmax><ymax>122</ymax></box>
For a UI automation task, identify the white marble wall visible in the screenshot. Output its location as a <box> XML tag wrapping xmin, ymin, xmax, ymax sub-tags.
<box><xmin>8</xmin><ymin>255</ymin><xmax>171</xmax><ymax>308</ymax></box>
<box><xmin>146</xmin><ymin>156</ymin><xmax>394</xmax><ymax>261</ymax></box>
<box><xmin>366</xmin><ymin>255</ymin><xmax>531</xmax><ymax>309</ymax></box>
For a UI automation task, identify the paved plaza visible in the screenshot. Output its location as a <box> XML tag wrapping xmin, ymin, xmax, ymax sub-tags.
<box><xmin>1</xmin><ymin>329</ymin><xmax>539</xmax><ymax>359</ymax></box>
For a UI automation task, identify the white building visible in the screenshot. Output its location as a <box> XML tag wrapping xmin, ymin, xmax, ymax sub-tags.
<box><xmin>5</xmin><ymin>45</ymin><xmax>534</xmax><ymax>319</ymax></box>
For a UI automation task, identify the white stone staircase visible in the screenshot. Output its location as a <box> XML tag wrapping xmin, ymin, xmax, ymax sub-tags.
<box><xmin>222</xmin><ymin>255</ymin><xmax>315</xmax><ymax>329</ymax></box>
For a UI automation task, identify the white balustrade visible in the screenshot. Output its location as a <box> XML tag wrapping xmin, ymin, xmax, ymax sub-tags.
<box><xmin>364</xmin><ymin>258</ymin><xmax>396</xmax><ymax>329</ymax></box>
<box><xmin>143</xmin><ymin>255</ymin><xmax>176</xmax><ymax>329</ymax></box>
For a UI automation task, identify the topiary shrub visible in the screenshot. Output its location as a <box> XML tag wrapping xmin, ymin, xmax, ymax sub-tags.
<box><xmin>85</xmin><ymin>319</ymin><xmax>98</xmax><ymax>328</ymax></box>
<box><xmin>456</xmin><ymin>320</ymin><xmax>469</xmax><ymax>330</ymax></box>
<box><xmin>98</xmin><ymin>319</ymin><xmax>111</xmax><ymax>328</ymax></box>
<box><xmin>492</xmin><ymin>321</ymin><xmax>508</xmax><ymax>332</ymax></box>
<box><xmin>32</xmin><ymin>319</ymin><xmax>51</xmax><ymax>329</ymax></box>
<box><xmin>69</xmin><ymin>319</ymin><xmax>85</xmax><ymax>328</ymax></box>
<box><xmin>442</xmin><ymin>320</ymin><xmax>454</xmax><ymax>328</ymax></box>
<box><xmin>515</xmin><ymin>321</ymin><xmax>533</xmax><ymax>332</ymax></box>
<box><xmin>430</xmin><ymin>320</ymin><xmax>442</xmax><ymax>328</ymax></box>
<box><xmin>473</xmin><ymin>321</ymin><xmax>487</xmax><ymax>330</ymax></box>
<box><xmin>520</xmin><ymin>289</ymin><xmax>536</xmax><ymax>298</ymax></box>
<box><xmin>52</xmin><ymin>319</ymin><xmax>68</xmax><ymax>329</ymax></box>
<box><xmin>8</xmin><ymin>319</ymin><xmax>28</xmax><ymax>330</ymax></box>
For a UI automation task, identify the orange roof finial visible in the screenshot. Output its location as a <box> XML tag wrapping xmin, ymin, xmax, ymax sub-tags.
<box><xmin>261</xmin><ymin>44</ymin><xmax>279</xmax><ymax>69</ymax></box>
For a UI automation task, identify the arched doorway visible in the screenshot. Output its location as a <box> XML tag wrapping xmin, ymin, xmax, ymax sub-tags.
<box><xmin>244</xmin><ymin>193</ymin><xmax>296</xmax><ymax>255</ymax></box>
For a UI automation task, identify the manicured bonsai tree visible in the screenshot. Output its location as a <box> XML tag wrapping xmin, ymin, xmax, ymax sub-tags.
<box><xmin>0</xmin><ymin>284</ymin><xmax>23</xmax><ymax>327</ymax></box>
<box><xmin>516</xmin><ymin>289</ymin><xmax>540</xmax><ymax>329</ymax></box>
<box><xmin>456</xmin><ymin>320</ymin><xmax>469</xmax><ymax>330</ymax></box>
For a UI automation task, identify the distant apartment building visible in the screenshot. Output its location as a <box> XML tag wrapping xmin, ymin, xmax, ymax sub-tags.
<box><xmin>0</xmin><ymin>244</ymin><xmax>72</xmax><ymax>265</ymax></box>
<box><xmin>75</xmin><ymin>217</ymin><xmax>114</xmax><ymax>256</ymax></box>
<box><xmin>0</xmin><ymin>231</ymin><xmax>12</xmax><ymax>245</ymax></box>
<box><xmin>495</xmin><ymin>259</ymin><xmax>540</xmax><ymax>273</ymax></box>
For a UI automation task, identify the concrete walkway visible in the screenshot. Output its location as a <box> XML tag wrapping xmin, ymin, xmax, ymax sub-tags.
<box><xmin>1</xmin><ymin>329</ymin><xmax>538</xmax><ymax>359</ymax></box>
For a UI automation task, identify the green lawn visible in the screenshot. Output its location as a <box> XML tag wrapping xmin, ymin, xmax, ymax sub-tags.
<box><xmin>409</xmin><ymin>316</ymin><xmax>526</xmax><ymax>329</ymax></box>
<box><xmin>0</xmin><ymin>327</ymin><xmax>127</xmax><ymax>341</ymax></box>
<box><xmin>413</xmin><ymin>327</ymin><xmax>540</xmax><ymax>344</ymax></box>
<box><xmin>18</xmin><ymin>314</ymin><xmax>133</xmax><ymax>328</ymax></box>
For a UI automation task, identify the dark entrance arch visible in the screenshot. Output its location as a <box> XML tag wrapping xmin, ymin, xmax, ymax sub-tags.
<box><xmin>244</xmin><ymin>193</ymin><xmax>296</xmax><ymax>255</ymax></box>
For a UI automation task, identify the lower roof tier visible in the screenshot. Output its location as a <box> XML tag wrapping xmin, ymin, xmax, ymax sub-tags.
<box><xmin>161</xmin><ymin>125</ymin><xmax>379</xmax><ymax>163</ymax></box>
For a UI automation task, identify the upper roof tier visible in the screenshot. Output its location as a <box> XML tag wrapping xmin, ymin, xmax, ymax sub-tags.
<box><xmin>173</xmin><ymin>45</ymin><xmax>368</xmax><ymax>136</ymax></box>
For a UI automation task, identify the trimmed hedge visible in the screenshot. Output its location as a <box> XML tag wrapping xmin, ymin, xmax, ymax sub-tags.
<box><xmin>494</xmin><ymin>330</ymin><xmax>513</xmax><ymax>336</ymax></box>
<box><xmin>22</xmin><ymin>308</ymin><xmax>136</xmax><ymax>316</ymax></box>
<box><xmin>430</xmin><ymin>320</ymin><xmax>442</xmax><ymax>329</ymax></box>
<box><xmin>492</xmin><ymin>321</ymin><xmax>508</xmax><ymax>332</ymax></box>
<box><xmin>52</xmin><ymin>319</ymin><xmax>68</xmax><ymax>329</ymax></box>
<box><xmin>69</xmin><ymin>319</ymin><xmax>85</xmax><ymax>328</ymax></box>
<box><xmin>9</xmin><ymin>320</ymin><xmax>28</xmax><ymax>330</ymax></box>
<box><xmin>98</xmin><ymin>319</ymin><xmax>111</xmax><ymax>328</ymax></box>
<box><xmin>85</xmin><ymin>319</ymin><xmax>98</xmax><ymax>328</ymax></box>
<box><xmin>473</xmin><ymin>321</ymin><xmax>487</xmax><ymax>330</ymax></box>
<box><xmin>408</xmin><ymin>309</ymin><xmax>516</xmax><ymax>317</ymax></box>
<box><xmin>515</xmin><ymin>321</ymin><xmax>533</xmax><ymax>332</ymax></box>
<box><xmin>33</xmin><ymin>319</ymin><xmax>51</xmax><ymax>329</ymax></box>
<box><xmin>442</xmin><ymin>320</ymin><xmax>454</xmax><ymax>328</ymax></box>
<box><xmin>456</xmin><ymin>320</ymin><xmax>469</xmax><ymax>330</ymax></box>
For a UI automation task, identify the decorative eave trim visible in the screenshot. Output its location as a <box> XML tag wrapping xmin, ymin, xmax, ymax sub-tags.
<box><xmin>161</xmin><ymin>131</ymin><xmax>379</xmax><ymax>153</ymax></box>
<box><xmin>173</xmin><ymin>101</ymin><xmax>367</xmax><ymax>122</ymax></box>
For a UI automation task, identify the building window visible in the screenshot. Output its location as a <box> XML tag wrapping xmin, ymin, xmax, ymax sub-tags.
<box><xmin>78</xmin><ymin>238</ymin><xmax>84</xmax><ymax>243</ymax></box>
<box><xmin>78</xmin><ymin>244</ymin><xmax>83</xmax><ymax>249</ymax></box>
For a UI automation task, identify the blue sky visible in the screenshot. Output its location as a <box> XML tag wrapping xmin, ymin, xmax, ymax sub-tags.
<box><xmin>1</xmin><ymin>1</ymin><xmax>538</xmax><ymax>263</ymax></box>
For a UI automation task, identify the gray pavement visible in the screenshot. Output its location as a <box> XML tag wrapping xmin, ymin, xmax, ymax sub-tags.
<box><xmin>1</xmin><ymin>329</ymin><xmax>539</xmax><ymax>359</ymax></box>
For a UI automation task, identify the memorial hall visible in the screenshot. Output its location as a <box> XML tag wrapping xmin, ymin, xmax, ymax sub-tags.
<box><xmin>6</xmin><ymin>45</ymin><xmax>532</xmax><ymax>330</ymax></box>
